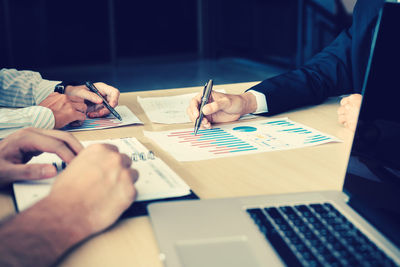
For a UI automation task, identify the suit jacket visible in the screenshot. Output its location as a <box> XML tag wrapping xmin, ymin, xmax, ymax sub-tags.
<box><xmin>249</xmin><ymin>0</ymin><xmax>385</xmax><ymax>115</ymax></box>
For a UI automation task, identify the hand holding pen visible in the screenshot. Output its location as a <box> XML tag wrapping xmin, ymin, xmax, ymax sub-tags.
<box><xmin>194</xmin><ymin>79</ymin><xmax>213</xmax><ymax>135</ymax></box>
<box><xmin>85</xmin><ymin>81</ymin><xmax>122</xmax><ymax>120</ymax></box>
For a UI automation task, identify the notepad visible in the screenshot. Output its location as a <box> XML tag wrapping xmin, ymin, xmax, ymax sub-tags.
<box><xmin>13</xmin><ymin>137</ymin><xmax>192</xmax><ymax>212</ymax></box>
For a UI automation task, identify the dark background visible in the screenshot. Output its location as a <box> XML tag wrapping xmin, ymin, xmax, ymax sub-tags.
<box><xmin>0</xmin><ymin>0</ymin><xmax>353</xmax><ymax>91</ymax></box>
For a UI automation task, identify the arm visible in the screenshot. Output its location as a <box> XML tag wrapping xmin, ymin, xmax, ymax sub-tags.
<box><xmin>0</xmin><ymin>107</ymin><xmax>55</xmax><ymax>138</ymax></box>
<box><xmin>0</xmin><ymin>68</ymin><xmax>59</xmax><ymax>107</ymax></box>
<box><xmin>249</xmin><ymin>27</ymin><xmax>354</xmax><ymax>115</ymax></box>
<box><xmin>0</xmin><ymin>131</ymin><xmax>138</xmax><ymax>267</ymax></box>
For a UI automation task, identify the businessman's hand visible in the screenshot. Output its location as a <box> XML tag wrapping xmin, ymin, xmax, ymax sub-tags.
<box><xmin>39</xmin><ymin>92</ymin><xmax>87</xmax><ymax>129</ymax></box>
<box><xmin>337</xmin><ymin>93</ymin><xmax>362</xmax><ymax>132</ymax></box>
<box><xmin>48</xmin><ymin>143</ymin><xmax>139</xmax><ymax>235</ymax></box>
<box><xmin>187</xmin><ymin>91</ymin><xmax>257</xmax><ymax>129</ymax></box>
<box><xmin>0</xmin><ymin>128</ymin><xmax>83</xmax><ymax>185</ymax></box>
<box><xmin>65</xmin><ymin>82</ymin><xmax>120</xmax><ymax>118</ymax></box>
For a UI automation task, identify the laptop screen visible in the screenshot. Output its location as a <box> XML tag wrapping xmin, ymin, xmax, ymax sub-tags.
<box><xmin>343</xmin><ymin>2</ymin><xmax>400</xmax><ymax>248</ymax></box>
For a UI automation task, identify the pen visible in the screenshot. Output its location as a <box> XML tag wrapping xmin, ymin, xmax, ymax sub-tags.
<box><xmin>194</xmin><ymin>79</ymin><xmax>213</xmax><ymax>135</ymax></box>
<box><xmin>85</xmin><ymin>81</ymin><xmax>122</xmax><ymax>121</ymax></box>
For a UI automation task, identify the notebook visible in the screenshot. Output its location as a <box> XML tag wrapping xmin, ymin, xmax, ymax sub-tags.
<box><xmin>13</xmin><ymin>137</ymin><xmax>197</xmax><ymax>217</ymax></box>
<box><xmin>147</xmin><ymin>2</ymin><xmax>400</xmax><ymax>266</ymax></box>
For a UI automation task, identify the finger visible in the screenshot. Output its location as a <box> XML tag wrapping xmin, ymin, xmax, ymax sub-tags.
<box><xmin>25</xmin><ymin>130</ymin><xmax>83</xmax><ymax>162</ymax></box>
<box><xmin>340</xmin><ymin>96</ymin><xmax>349</xmax><ymax>106</ymax></box>
<box><xmin>338</xmin><ymin>114</ymin><xmax>346</xmax><ymax>124</ymax></box>
<box><xmin>189</xmin><ymin>95</ymin><xmax>201</xmax><ymax>120</ymax></box>
<box><xmin>72</xmin><ymin>88</ymin><xmax>103</xmax><ymax>104</ymax></box>
<box><xmin>128</xmin><ymin>168</ymin><xmax>139</xmax><ymax>184</ymax></box>
<box><xmin>200</xmin><ymin>117</ymin><xmax>211</xmax><ymax>129</ymax></box>
<box><xmin>94</xmin><ymin>82</ymin><xmax>120</xmax><ymax>107</ymax></box>
<box><xmin>71</xmin><ymin>102</ymin><xmax>88</xmax><ymax>114</ymax></box>
<box><xmin>67</xmin><ymin>95</ymin><xmax>86</xmax><ymax>103</ymax></box>
<box><xmin>202</xmin><ymin>98</ymin><xmax>230</xmax><ymax>115</ymax></box>
<box><xmin>337</xmin><ymin>106</ymin><xmax>346</xmax><ymax>115</ymax></box>
<box><xmin>36</xmin><ymin>129</ymin><xmax>84</xmax><ymax>155</ymax></box>
<box><xmin>99</xmin><ymin>143</ymin><xmax>119</xmax><ymax>153</ymax></box>
<box><xmin>120</xmin><ymin>153</ymin><xmax>132</xmax><ymax>168</ymax></box>
<box><xmin>87</xmin><ymin>107</ymin><xmax>110</xmax><ymax>118</ymax></box>
<box><xmin>4</xmin><ymin>163</ymin><xmax>57</xmax><ymax>182</ymax></box>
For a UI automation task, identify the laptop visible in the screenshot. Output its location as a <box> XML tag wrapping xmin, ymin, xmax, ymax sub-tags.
<box><xmin>148</xmin><ymin>2</ymin><xmax>400</xmax><ymax>266</ymax></box>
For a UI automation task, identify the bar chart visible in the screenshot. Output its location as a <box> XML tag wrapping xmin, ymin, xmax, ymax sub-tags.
<box><xmin>62</xmin><ymin>105</ymin><xmax>142</xmax><ymax>131</ymax></box>
<box><xmin>144</xmin><ymin>118</ymin><xmax>341</xmax><ymax>161</ymax></box>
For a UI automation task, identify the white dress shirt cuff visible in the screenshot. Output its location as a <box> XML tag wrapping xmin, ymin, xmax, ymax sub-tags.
<box><xmin>248</xmin><ymin>90</ymin><xmax>268</xmax><ymax>114</ymax></box>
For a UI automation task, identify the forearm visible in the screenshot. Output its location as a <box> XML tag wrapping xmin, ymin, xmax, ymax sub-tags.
<box><xmin>0</xmin><ymin>107</ymin><xmax>55</xmax><ymax>139</ymax></box>
<box><xmin>0</xmin><ymin>196</ymin><xmax>92</xmax><ymax>267</ymax></box>
<box><xmin>0</xmin><ymin>68</ymin><xmax>59</xmax><ymax>107</ymax></box>
<box><xmin>249</xmin><ymin>28</ymin><xmax>354</xmax><ymax>115</ymax></box>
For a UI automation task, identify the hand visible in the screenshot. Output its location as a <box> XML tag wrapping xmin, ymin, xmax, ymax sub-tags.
<box><xmin>65</xmin><ymin>82</ymin><xmax>120</xmax><ymax>118</ymax></box>
<box><xmin>39</xmin><ymin>92</ymin><xmax>87</xmax><ymax>129</ymax></box>
<box><xmin>0</xmin><ymin>128</ymin><xmax>83</xmax><ymax>185</ymax></box>
<box><xmin>187</xmin><ymin>91</ymin><xmax>257</xmax><ymax>129</ymax></box>
<box><xmin>337</xmin><ymin>94</ymin><xmax>362</xmax><ymax>132</ymax></box>
<box><xmin>47</xmin><ymin>143</ymin><xmax>139</xmax><ymax>235</ymax></box>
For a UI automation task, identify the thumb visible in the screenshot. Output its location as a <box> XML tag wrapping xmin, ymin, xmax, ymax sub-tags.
<box><xmin>202</xmin><ymin>98</ymin><xmax>230</xmax><ymax>115</ymax></box>
<box><xmin>7</xmin><ymin>164</ymin><xmax>57</xmax><ymax>181</ymax></box>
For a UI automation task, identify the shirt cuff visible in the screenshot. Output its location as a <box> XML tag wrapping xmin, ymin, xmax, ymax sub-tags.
<box><xmin>248</xmin><ymin>90</ymin><xmax>268</xmax><ymax>114</ymax></box>
<box><xmin>34</xmin><ymin>79</ymin><xmax>61</xmax><ymax>104</ymax></box>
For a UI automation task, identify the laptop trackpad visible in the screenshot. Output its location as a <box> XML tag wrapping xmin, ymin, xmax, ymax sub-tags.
<box><xmin>175</xmin><ymin>236</ymin><xmax>261</xmax><ymax>267</ymax></box>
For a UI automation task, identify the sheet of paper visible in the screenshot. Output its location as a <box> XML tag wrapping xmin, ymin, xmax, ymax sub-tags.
<box><xmin>62</xmin><ymin>105</ymin><xmax>143</xmax><ymax>131</ymax></box>
<box><xmin>138</xmin><ymin>91</ymin><xmax>256</xmax><ymax>124</ymax></box>
<box><xmin>13</xmin><ymin>138</ymin><xmax>190</xmax><ymax>211</ymax></box>
<box><xmin>144</xmin><ymin>118</ymin><xmax>342</xmax><ymax>161</ymax></box>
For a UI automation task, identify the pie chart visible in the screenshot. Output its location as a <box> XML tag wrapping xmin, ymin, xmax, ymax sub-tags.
<box><xmin>232</xmin><ymin>126</ymin><xmax>257</xmax><ymax>132</ymax></box>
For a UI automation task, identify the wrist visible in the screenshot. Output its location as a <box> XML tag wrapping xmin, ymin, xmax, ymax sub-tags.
<box><xmin>54</xmin><ymin>81</ymin><xmax>81</xmax><ymax>94</ymax></box>
<box><xmin>41</xmin><ymin>194</ymin><xmax>94</xmax><ymax>243</ymax></box>
<box><xmin>240</xmin><ymin>92</ymin><xmax>258</xmax><ymax>115</ymax></box>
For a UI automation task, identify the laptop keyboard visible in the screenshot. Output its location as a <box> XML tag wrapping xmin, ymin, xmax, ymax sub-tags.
<box><xmin>247</xmin><ymin>203</ymin><xmax>397</xmax><ymax>266</ymax></box>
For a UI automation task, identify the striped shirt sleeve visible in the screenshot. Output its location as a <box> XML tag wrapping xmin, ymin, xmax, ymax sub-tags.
<box><xmin>0</xmin><ymin>106</ymin><xmax>55</xmax><ymax>139</ymax></box>
<box><xmin>0</xmin><ymin>68</ymin><xmax>60</xmax><ymax>107</ymax></box>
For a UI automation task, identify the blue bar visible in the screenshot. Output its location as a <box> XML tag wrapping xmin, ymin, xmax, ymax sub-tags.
<box><xmin>305</xmin><ymin>137</ymin><xmax>330</xmax><ymax>143</ymax></box>
<box><xmin>281</xmin><ymin>128</ymin><xmax>303</xmax><ymax>132</ymax></box>
<box><xmin>227</xmin><ymin>144</ymin><xmax>254</xmax><ymax>149</ymax></box>
<box><xmin>307</xmin><ymin>136</ymin><xmax>329</xmax><ymax>141</ymax></box>
<box><xmin>264</xmin><ymin>120</ymin><xmax>289</xmax><ymax>124</ymax></box>
<box><xmin>230</xmin><ymin>148</ymin><xmax>258</xmax><ymax>153</ymax></box>
<box><xmin>196</xmin><ymin>133</ymin><xmax>233</xmax><ymax>140</ymax></box>
<box><xmin>211</xmin><ymin>140</ymin><xmax>247</xmax><ymax>146</ymax></box>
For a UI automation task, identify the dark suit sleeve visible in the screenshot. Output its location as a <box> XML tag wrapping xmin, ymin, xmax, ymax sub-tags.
<box><xmin>249</xmin><ymin>27</ymin><xmax>354</xmax><ymax>115</ymax></box>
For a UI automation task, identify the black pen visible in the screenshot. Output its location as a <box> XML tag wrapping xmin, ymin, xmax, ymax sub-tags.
<box><xmin>194</xmin><ymin>79</ymin><xmax>213</xmax><ymax>135</ymax></box>
<box><xmin>85</xmin><ymin>81</ymin><xmax>122</xmax><ymax>121</ymax></box>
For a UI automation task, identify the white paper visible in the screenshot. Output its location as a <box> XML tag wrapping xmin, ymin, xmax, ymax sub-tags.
<box><xmin>138</xmin><ymin>91</ymin><xmax>257</xmax><ymax>124</ymax></box>
<box><xmin>13</xmin><ymin>138</ymin><xmax>190</xmax><ymax>211</ymax></box>
<box><xmin>144</xmin><ymin>118</ymin><xmax>342</xmax><ymax>161</ymax></box>
<box><xmin>62</xmin><ymin>105</ymin><xmax>143</xmax><ymax>131</ymax></box>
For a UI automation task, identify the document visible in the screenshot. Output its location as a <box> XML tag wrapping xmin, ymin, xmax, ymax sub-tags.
<box><xmin>144</xmin><ymin>118</ymin><xmax>342</xmax><ymax>161</ymax></box>
<box><xmin>13</xmin><ymin>137</ymin><xmax>191</xmax><ymax>212</ymax></box>
<box><xmin>62</xmin><ymin>105</ymin><xmax>143</xmax><ymax>131</ymax></box>
<box><xmin>138</xmin><ymin>92</ymin><xmax>256</xmax><ymax>124</ymax></box>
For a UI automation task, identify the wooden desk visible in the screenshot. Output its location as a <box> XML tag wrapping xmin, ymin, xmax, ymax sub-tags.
<box><xmin>0</xmin><ymin>82</ymin><xmax>354</xmax><ymax>267</ymax></box>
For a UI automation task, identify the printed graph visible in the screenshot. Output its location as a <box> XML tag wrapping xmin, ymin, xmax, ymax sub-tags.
<box><xmin>168</xmin><ymin>128</ymin><xmax>258</xmax><ymax>155</ymax></box>
<box><xmin>61</xmin><ymin>105</ymin><xmax>142</xmax><ymax>132</ymax></box>
<box><xmin>62</xmin><ymin>117</ymin><xmax>123</xmax><ymax>131</ymax></box>
<box><xmin>144</xmin><ymin>118</ymin><xmax>341</xmax><ymax>161</ymax></box>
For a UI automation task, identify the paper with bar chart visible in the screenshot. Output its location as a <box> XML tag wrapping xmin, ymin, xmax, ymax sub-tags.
<box><xmin>144</xmin><ymin>118</ymin><xmax>342</xmax><ymax>161</ymax></box>
<box><xmin>62</xmin><ymin>105</ymin><xmax>143</xmax><ymax>131</ymax></box>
